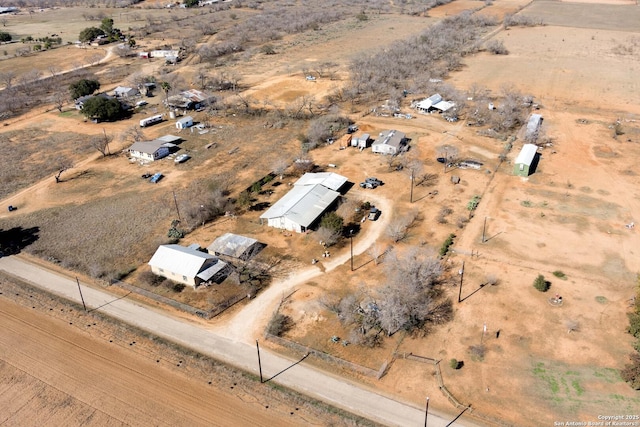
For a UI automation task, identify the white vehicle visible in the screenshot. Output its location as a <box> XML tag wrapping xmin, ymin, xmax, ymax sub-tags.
<box><xmin>139</xmin><ymin>114</ymin><xmax>163</xmax><ymax>127</ymax></box>
<box><xmin>174</xmin><ymin>154</ymin><xmax>190</xmax><ymax>164</ymax></box>
<box><xmin>135</xmin><ymin>100</ymin><xmax>148</xmax><ymax>107</ymax></box>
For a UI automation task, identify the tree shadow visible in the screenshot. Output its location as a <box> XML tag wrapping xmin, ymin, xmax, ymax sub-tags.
<box><xmin>0</xmin><ymin>226</ymin><xmax>40</xmax><ymax>255</ymax></box>
<box><xmin>249</xmin><ymin>202</ymin><xmax>271</xmax><ymax>212</ymax></box>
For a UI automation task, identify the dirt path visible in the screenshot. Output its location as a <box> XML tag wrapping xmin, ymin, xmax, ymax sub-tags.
<box><xmin>214</xmin><ymin>193</ymin><xmax>394</xmax><ymax>342</ymax></box>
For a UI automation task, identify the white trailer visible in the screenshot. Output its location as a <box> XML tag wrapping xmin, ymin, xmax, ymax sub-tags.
<box><xmin>140</xmin><ymin>114</ymin><xmax>163</xmax><ymax>127</ymax></box>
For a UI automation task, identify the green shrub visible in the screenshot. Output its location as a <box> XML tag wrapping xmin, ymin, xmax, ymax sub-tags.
<box><xmin>449</xmin><ymin>358</ymin><xmax>461</xmax><ymax>369</ymax></box>
<box><xmin>533</xmin><ymin>274</ymin><xmax>550</xmax><ymax>292</ymax></box>
<box><xmin>552</xmin><ymin>270</ymin><xmax>567</xmax><ymax>280</ymax></box>
<box><xmin>439</xmin><ymin>233</ymin><xmax>456</xmax><ymax>257</ymax></box>
<box><xmin>628</xmin><ymin>312</ymin><xmax>640</xmax><ymax>338</ymax></box>
<box><xmin>467</xmin><ymin>195</ymin><xmax>481</xmax><ymax>211</ymax></box>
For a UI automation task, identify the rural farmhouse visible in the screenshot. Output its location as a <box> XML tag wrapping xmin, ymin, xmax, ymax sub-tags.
<box><xmin>372</xmin><ymin>130</ymin><xmax>407</xmax><ymax>155</ymax></box>
<box><xmin>128</xmin><ymin>139</ymin><xmax>176</xmax><ymax>162</ymax></box>
<box><xmin>148</xmin><ymin>244</ymin><xmax>228</xmax><ymax>288</ymax></box>
<box><xmin>513</xmin><ymin>143</ymin><xmax>539</xmax><ymax>177</ymax></box>
<box><xmin>260</xmin><ymin>172</ymin><xmax>347</xmax><ymax>233</ymax></box>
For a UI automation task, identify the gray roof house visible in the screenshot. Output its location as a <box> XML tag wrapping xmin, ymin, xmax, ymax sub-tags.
<box><xmin>148</xmin><ymin>244</ymin><xmax>228</xmax><ymax>288</ymax></box>
<box><xmin>259</xmin><ymin>172</ymin><xmax>347</xmax><ymax>233</ymax></box>
<box><xmin>372</xmin><ymin>130</ymin><xmax>407</xmax><ymax>155</ymax></box>
<box><xmin>128</xmin><ymin>139</ymin><xmax>177</xmax><ymax>162</ymax></box>
<box><xmin>113</xmin><ymin>86</ymin><xmax>140</xmax><ymax>98</ymax></box>
<box><xmin>207</xmin><ymin>233</ymin><xmax>263</xmax><ymax>260</ymax></box>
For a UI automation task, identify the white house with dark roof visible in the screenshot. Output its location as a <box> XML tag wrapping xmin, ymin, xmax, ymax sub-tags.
<box><xmin>259</xmin><ymin>172</ymin><xmax>347</xmax><ymax>233</ymax></box>
<box><xmin>148</xmin><ymin>244</ymin><xmax>228</xmax><ymax>288</ymax></box>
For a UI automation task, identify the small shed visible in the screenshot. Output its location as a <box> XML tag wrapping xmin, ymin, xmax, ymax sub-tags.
<box><xmin>355</xmin><ymin>133</ymin><xmax>370</xmax><ymax>149</ymax></box>
<box><xmin>514</xmin><ymin>144</ymin><xmax>539</xmax><ymax>177</ymax></box>
<box><xmin>207</xmin><ymin>233</ymin><xmax>263</xmax><ymax>260</ymax></box>
<box><xmin>525</xmin><ymin>114</ymin><xmax>543</xmax><ymax>141</ymax></box>
<box><xmin>176</xmin><ymin>116</ymin><xmax>193</xmax><ymax>129</ymax></box>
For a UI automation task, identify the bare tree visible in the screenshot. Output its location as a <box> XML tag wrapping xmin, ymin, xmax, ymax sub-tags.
<box><xmin>271</xmin><ymin>156</ymin><xmax>290</xmax><ymax>179</ymax></box>
<box><xmin>316</xmin><ymin>226</ymin><xmax>341</xmax><ymax>247</ymax></box>
<box><xmin>377</xmin><ymin>247</ymin><xmax>446</xmax><ymax>336</ymax></box>
<box><xmin>386</xmin><ymin>211</ymin><xmax>418</xmax><ymax>243</ymax></box>
<box><xmin>54</xmin><ymin>157</ymin><xmax>74</xmax><ymax>183</ymax></box>
<box><xmin>48</xmin><ymin>65</ymin><xmax>60</xmax><ymax>78</ymax></box>
<box><xmin>50</xmin><ymin>89</ymin><xmax>68</xmax><ymax>113</ymax></box>
<box><xmin>120</xmin><ymin>125</ymin><xmax>147</xmax><ymax>144</ymax></box>
<box><xmin>91</xmin><ymin>130</ymin><xmax>113</xmax><ymax>157</ymax></box>
<box><xmin>485</xmin><ymin>273</ymin><xmax>499</xmax><ymax>286</ymax></box>
<box><xmin>565</xmin><ymin>319</ymin><xmax>580</xmax><ymax>333</ymax></box>
<box><xmin>367</xmin><ymin>242</ymin><xmax>385</xmax><ymax>266</ymax></box>
<box><xmin>0</xmin><ymin>70</ymin><xmax>16</xmax><ymax>89</ymax></box>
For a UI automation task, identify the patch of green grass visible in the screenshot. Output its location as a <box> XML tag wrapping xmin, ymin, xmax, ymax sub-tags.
<box><xmin>521</xmin><ymin>200</ymin><xmax>533</xmax><ymax>207</ymax></box>
<box><xmin>565</xmin><ymin>370</ymin><xmax>580</xmax><ymax>376</ymax></box>
<box><xmin>572</xmin><ymin>380</ymin><xmax>584</xmax><ymax>396</ymax></box>
<box><xmin>595</xmin><ymin>296</ymin><xmax>608</xmax><ymax>304</ymax></box>
<box><xmin>58</xmin><ymin>111</ymin><xmax>75</xmax><ymax>117</ymax></box>
<box><xmin>593</xmin><ymin>367</ymin><xmax>621</xmax><ymax>383</ymax></box>
<box><xmin>553</xmin><ymin>270</ymin><xmax>567</xmax><ymax>280</ymax></box>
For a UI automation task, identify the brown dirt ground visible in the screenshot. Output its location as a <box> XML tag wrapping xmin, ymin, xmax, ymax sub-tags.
<box><xmin>0</xmin><ymin>276</ymin><xmax>375</xmax><ymax>427</ymax></box>
<box><xmin>2</xmin><ymin>1</ymin><xmax>640</xmax><ymax>426</ymax></box>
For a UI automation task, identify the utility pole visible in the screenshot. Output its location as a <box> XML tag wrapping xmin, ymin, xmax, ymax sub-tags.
<box><xmin>76</xmin><ymin>277</ymin><xmax>86</xmax><ymax>311</ymax></box>
<box><xmin>458</xmin><ymin>261</ymin><xmax>465</xmax><ymax>303</ymax></box>
<box><xmin>424</xmin><ymin>396</ymin><xmax>430</xmax><ymax>427</ymax></box>
<box><xmin>256</xmin><ymin>340</ymin><xmax>263</xmax><ymax>383</ymax></box>
<box><xmin>350</xmin><ymin>230</ymin><xmax>354</xmax><ymax>271</ymax></box>
<box><xmin>482</xmin><ymin>216</ymin><xmax>488</xmax><ymax>243</ymax></box>
<box><xmin>410</xmin><ymin>168</ymin><xmax>414</xmax><ymax>203</ymax></box>
<box><xmin>172</xmin><ymin>190</ymin><xmax>181</xmax><ymax>221</ymax></box>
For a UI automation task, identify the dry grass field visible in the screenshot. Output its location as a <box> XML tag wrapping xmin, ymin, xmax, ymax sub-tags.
<box><xmin>1</xmin><ymin>0</ymin><xmax>640</xmax><ymax>425</ymax></box>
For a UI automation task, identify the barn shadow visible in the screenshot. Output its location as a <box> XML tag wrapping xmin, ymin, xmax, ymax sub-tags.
<box><xmin>0</xmin><ymin>226</ymin><xmax>40</xmax><ymax>255</ymax></box>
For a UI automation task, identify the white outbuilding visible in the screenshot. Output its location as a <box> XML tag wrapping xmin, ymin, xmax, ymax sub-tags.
<box><xmin>176</xmin><ymin>116</ymin><xmax>193</xmax><ymax>129</ymax></box>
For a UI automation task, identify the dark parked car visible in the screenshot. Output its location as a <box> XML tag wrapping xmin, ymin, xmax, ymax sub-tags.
<box><xmin>368</xmin><ymin>207</ymin><xmax>381</xmax><ymax>221</ymax></box>
<box><xmin>436</xmin><ymin>157</ymin><xmax>447</xmax><ymax>164</ymax></box>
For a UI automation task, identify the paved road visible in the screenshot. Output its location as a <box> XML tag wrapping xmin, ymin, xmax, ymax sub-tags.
<box><xmin>0</xmin><ymin>256</ymin><xmax>480</xmax><ymax>427</ymax></box>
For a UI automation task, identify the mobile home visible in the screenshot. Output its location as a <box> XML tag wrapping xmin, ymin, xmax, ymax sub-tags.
<box><xmin>140</xmin><ymin>114</ymin><xmax>163</xmax><ymax>127</ymax></box>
